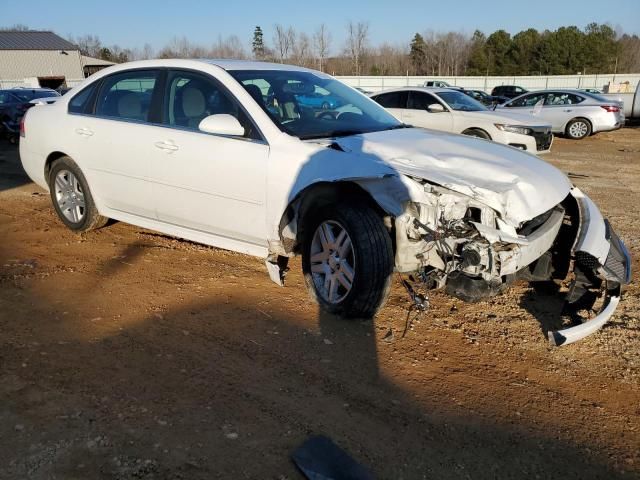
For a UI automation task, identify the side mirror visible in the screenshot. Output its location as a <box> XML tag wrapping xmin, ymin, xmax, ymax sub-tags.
<box><xmin>198</xmin><ymin>114</ymin><xmax>245</xmax><ymax>136</ymax></box>
<box><xmin>427</xmin><ymin>103</ymin><xmax>445</xmax><ymax>113</ymax></box>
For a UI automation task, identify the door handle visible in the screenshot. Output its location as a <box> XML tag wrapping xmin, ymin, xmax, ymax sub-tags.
<box><xmin>154</xmin><ymin>140</ymin><xmax>179</xmax><ymax>152</ymax></box>
<box><xmin>563</xmin><ymin>109</ymin><xmax>573</xmax><ymax>112</ymax></box>
<box><xmin>75</xmin><ymin>127</ymin><xmax>94</xmax><ymax>137</ymax></box>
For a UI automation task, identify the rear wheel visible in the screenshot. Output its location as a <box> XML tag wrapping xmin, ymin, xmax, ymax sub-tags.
<box><xmin>302</xmin><ymin>203</ymin><xmax>394</xmax><ymax>318</ymax></box>
<box><xmin>565</xmin><ymin>118</ymin><xmax>591</xmax><ymax>139</ymax></box>
<box><xmin>49</xmin><ymin>156</ymin><xmax>108</xmax><ymax>232</ymax></box>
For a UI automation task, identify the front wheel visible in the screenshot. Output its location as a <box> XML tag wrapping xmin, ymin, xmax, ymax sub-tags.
<box><xmin>302</xmin><ymin>203</ymin><xmax>394</xmax><ymax>318</ymax></box>
<box><xmin>565</xmin><ymin>118</ymin><xmax>591</xmax><ymax>139</ymax></box>
<box><xmin>462</xmin><ymin>128</ymin><xmax>491</xmax><ymax>140</ymax></box>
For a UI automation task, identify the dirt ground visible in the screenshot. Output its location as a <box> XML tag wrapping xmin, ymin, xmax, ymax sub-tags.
<box><xmin>0</xmin><ymin>128</ymin><xmax>639</xmax><ymax>480</ymax></box>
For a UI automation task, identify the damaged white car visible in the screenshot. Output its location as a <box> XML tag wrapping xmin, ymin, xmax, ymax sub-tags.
<box><xmin>19</xmin><ymin>60</ymin><xmax>631</xmax><ymax>345</ymax></box>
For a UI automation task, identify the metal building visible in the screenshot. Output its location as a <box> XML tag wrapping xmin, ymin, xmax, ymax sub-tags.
<box><xmin>0</xmin><ymin>30</ymin><xmax>112</xmax><ymax>89</ymax></box>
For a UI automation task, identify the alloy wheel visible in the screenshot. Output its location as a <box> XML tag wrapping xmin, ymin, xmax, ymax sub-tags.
<box><xmin>310</xmin><ymin>220</ymin><xmax>355</xmax><ymax>304</ymax></box>
<box><xmin>54</xmin><ymin>169</ymin><xmax>86</xmax><ymax>223</ymax></box>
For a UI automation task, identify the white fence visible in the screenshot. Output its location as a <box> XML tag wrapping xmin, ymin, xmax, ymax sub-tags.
<box><xmin>337</xmin><ymin>73</ymin><xmax>640</xmax><ymax>93</ymax></box>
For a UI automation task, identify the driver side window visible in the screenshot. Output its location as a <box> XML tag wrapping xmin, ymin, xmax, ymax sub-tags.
<box><xmin>407</xmin><ymin>91</ymin><xmax>440</xmax><ymax>110</ymax></box>
<box><xmin>163</xmin><ymin>70</ymin><xmax>261</xmax><ymax>140</ymax></box>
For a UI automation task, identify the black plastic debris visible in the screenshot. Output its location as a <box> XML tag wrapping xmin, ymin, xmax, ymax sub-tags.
<box><xmin>291</xmin><ymin>435</ymin><xmax>374</xmax><ymax>480</ymax></box>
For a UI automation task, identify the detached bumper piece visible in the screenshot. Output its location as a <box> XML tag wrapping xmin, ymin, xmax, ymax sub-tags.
<box><xmin>549</xmin><ymin>221</ymin><xmax>631</xmax><ymax>347</ymax></box>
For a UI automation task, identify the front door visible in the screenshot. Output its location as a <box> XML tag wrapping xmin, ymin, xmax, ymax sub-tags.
<box><xmin>150</xmin><ymin>69</ymin><xmax>269</xmax><ymax>248</ymax></box>
<box><xmin>404</xmin><ymin>91</ymin><xmax>454</xmax><ymax>132</ymax></box>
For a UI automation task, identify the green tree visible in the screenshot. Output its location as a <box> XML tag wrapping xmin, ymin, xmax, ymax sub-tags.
<box><xmin>584</xmin><ymin>23</ymin><xmax>617</xmax><ymax>73</ymax></box>
<box><xmin>98</xmin><ymin>47</ymin><xmax>113</xmax><ymax>62</ymax></box>
<box><xmin>409</xmin><ymin>33</ymin><xmax>427</xmax><ymax>75</ymax></box>
<box><xmin>485</xmin><ymin>30</ymin><xmax>512</xmax><ymax>75</ymax></box>
<box><xmin>252</xmin><ymin>26</ymin><xmax>265</xmax><ymax>60</ymax></box>
<box><xmin>508</xmin><ymin>28</ymin><xmax>541</xmax><ymax>74</ymax></box>
<box><xmin>466</xmin><ymin>30</ymin><xmax>488</xmax><ymax>75</ymax></box>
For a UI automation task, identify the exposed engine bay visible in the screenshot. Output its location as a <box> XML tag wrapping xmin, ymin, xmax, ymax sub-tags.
<box><xmin>391</xmin><ymin>179</ymin><xmax>630</xmax><ymax>346</ymax></box>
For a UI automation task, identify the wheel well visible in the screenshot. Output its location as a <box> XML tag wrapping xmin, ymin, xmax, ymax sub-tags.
<box><xmin>462</xmin><ymin>128</ymin><xmax>491</xmax><ymax>140</ymax></box>
<box><xmin>279</xmin><ymin>181</ymin><xmax>390</xmax><ymax>255</ymax></box>
<box><xmin>44</xmin><ymin>152</ymin><xmax>68</xmax><ymax>185</ymax></box>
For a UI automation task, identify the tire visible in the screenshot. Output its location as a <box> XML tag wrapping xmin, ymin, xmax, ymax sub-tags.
<box><xmin>49</xmin><ymin>156</ymin><xmax>108</xmax><ymax>232</ymax></box>
<box><xmin>302</xmin><ymin>202</ymin><xmax>394</xmax><ymax>318</ymax></box>
<box><xmin>565</xmin><ymin>118</ymin><xmax>591</xmax><ymax>140</ymax></box>
<box><xmin>463</xmin><ymin>128</ymin><xmax>491</xmax><ymax>140</ymax></box>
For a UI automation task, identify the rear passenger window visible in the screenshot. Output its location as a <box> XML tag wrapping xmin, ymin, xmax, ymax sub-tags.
<box><xmin>68</xmin><ymin>84</ymin><xmax>97</xmax><ymax>114</ymax></box>
<box><xmin>95</xmin><ymin>70</ymin><xmax>157</xmax><ymax>121</ymax></box>
<box><xmin>545</xmin><ymin>93</ymin><xmax>584</xmax><ymax>105</ymax></box>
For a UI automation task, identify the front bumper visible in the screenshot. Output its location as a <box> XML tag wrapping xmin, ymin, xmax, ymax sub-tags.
<box><xmin>548</xmin><ymin>188</ymin><xmax>632</xmax><ymax>346</ymax></box>
<box><xmin>497</xmin><ymin>126</ymin><xmax>553</xmax><ymax>154</ymax></box>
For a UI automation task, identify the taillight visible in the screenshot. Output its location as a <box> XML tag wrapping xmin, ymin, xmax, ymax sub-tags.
<box><xmin>19</xmin><ymin>113</ymin><xmax>26</xmax><ymax>138</ymax></box>
<box><xmin>601</xmin><ymin>105</ymin><xmax>620</xmax><ymax>112</ymax></box>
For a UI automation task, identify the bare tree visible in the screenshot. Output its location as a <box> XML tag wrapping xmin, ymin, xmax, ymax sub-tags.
<box><xmin>69</xmin><ymin>34</ymin><xmax>103</xmax><ymax>57</ymax></box>
<box><xmin>140</xmin><ymin>43</ymin><xmax>155</xmax><ymax>60</ymax></box>
<box><xmin>345</xmin><ymin>21</ymin><xmax>369</xmax><ymax>75</ymax></box>
<box><xmin>0</xmin><ymin>24</ymin><xmax>30</xmax><ymax>31</ymax></box>
<box><xmin>210</xmin><ymin>35</ymin><xmax>247</xmax><ymax>59</ymax></box>
<box><xmin>273</xmin><ymin>24</ymin><xmax>295</xmax><ymax>63</ymax></box>
<box><xmin>292</xmin><ymin>32</ymin><xmax>312</xmax><ymax>67</ymax></box>
<box><xmin>313</xmin><ymin>24</ymin><xmax>331</xmax><ymax>71</ymax></box>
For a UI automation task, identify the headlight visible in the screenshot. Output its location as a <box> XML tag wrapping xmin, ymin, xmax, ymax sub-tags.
<box><xmin>494</xmin><ymin>124</ymin><xmax>532</xmax><ymax>135</ymax></box>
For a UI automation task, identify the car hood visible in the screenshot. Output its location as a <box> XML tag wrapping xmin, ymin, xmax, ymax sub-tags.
<box><xmin>333</xmin><ymin>128</ymin><xmax>571</xmax><ymax>226</ymax></box>
<box><xmin>457</xmin><ymin>109</ymin><xmax>550</xmax><ymax>127</ymax></box>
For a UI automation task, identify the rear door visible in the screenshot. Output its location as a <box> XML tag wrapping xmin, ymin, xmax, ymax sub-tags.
<box><xmin>75</xmin><ymin>69</ymin><xmax>161</xmax><ymax>218</ymax></box>
<box><xmin>404</xmin><ymin>91</ymin><xmax>454</xmax><ymax>132</ymax></box>
<box><xmin>543</xmin><ymin>92</ymin><xmax>585</xmax><ymax>130</ymax></box>
<box><xmin>370</xmin><ymin>91</ymin><xmax>408</xmax><ymax>122</ymax></box>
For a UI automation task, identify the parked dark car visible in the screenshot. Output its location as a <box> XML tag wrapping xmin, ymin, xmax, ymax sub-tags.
<box><xmin>0</xmin><ymin>88</ymin><xmax>60</xmax><ymax>142</ymax></box>
<box><xmin>491</xmin><ymin>85</ymin><xmax>528</xmax><ymax>99</ymax></box>
<box><xmin>462</xmin><ymin>89</ymin><xmax>509</xmax><ymax>106</ymax></box>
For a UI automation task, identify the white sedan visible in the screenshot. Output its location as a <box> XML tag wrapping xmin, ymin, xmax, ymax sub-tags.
<box><xmin>19</xmin><ymin>59</ymin><xmax>630</xmax><ymax>345</ymax></box>
<box><xmin>370</xmin><ymin>87</ymin><xmax>553</xmax><ymax>153</ymax></box>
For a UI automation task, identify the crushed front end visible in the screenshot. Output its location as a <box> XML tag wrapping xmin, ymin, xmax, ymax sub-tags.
<box><xmin>394</xmin><ymin>181</ymin><xmax>631</xmax><ymax>346</ymax></box>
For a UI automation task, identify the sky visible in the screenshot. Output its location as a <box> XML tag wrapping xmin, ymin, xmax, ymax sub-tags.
<box><xmin>3</xmin><ymin>0</ymin><xmax>640</xmax><ymax>52</ymax></box>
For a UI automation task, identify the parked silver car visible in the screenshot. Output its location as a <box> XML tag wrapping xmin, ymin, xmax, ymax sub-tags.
<box><xmin>497</xmin><ymin>89</ymin><xmax>625</xmax><ymax>139</ymax></box>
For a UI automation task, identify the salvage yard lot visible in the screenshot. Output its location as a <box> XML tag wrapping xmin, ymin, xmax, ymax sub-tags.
<box><xmin>0</xmin><ymin>130</ymin><xmax>639</xmax><ymax>479</ymax></box>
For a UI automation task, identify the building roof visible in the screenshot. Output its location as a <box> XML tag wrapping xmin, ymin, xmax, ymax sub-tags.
<box><xmin>0</xmin><ymin>31</ymin><xmax>78</xmax><ymax>51</ymax></box>
<box><xmin>81</xmin><ymin>55</ymin><xmax>115</xmax><ymax>67</ymax></box>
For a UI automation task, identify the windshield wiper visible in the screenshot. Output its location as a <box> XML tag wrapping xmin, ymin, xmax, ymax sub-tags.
<box><xmin>300</xmin><ymin>129</ymin><xmax>365</xmax><ymax>140</ymax></box>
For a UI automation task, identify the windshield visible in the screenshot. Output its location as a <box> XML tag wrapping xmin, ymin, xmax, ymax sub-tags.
<box><xmin>437</xmin><ymin>91</ymin><xmax>487</xmax><ymax>112</ymax></box>
<box><xmin>228</xmin><ymin>70</ymin><xmax>404</xmax><ymax>140</ymax></box>
<box><xmin>13</xmin><ymin>90</ymin><xmax>60</xmax><ymax>102</ymax></box>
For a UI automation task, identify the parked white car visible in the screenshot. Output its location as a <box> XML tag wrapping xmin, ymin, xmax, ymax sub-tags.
<box><xmin>496</xmin><ymin>89</ymin><xmax>625</xmax><ymax>139</ymax></box>
<box><xmin>370</xmin><ymin>87</ymin><xmax>553</xmax><ymax>154</ymax></box>
<box><xmin>19</xmin><ymin>59</ymin><xmax>630</xmax><ymax>345</ymax></box>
